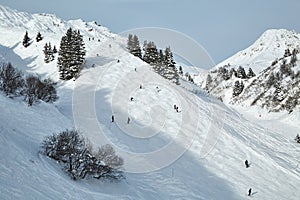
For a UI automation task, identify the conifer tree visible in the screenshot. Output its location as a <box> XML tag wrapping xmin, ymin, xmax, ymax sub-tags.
<box><xmin>143</xmin><ymin>41</ymin><xmax>159</xmax><ymax>65</ymax></box>
<box><xmin>23</xmin><ymin>31</ymin><xmax>31</xmax><ymax>48</ymax></box>
<box><xmin>131</xmin><ymin>35</ymin><xmax>142</xmax><ymax>59</ymax></box>
<box><xmin>236</xmin><ymin>66</ymin><xmax>247</xmax><ymax>79</ymax></box>
<box><xmin>53</xmin><ymin>45</ymin><xmax>57</xmax><ymax>54</ymax></box>
<box><xmin>161</xmin><ymin>47</ymin><xmax>179</xmax><ymax>84</ymax></box>
<box><xmin>233</xmin><ymin>80</ymin><xmax>244</xmax><ymax>96</ymax></box>
<box><xmin>179</xmin><ymin>66</ymin><xmax>183</xmax><ymax>75</ymax></box>
<box><xmin>247</xmin><ymin>68</ymin><xmax>256</xmax><ymax>78</ymax></box>
<box><xmin>57</xmin><ymin>28</ymin><xmax>85</xmax><ymax>80</ymax></box>
<box><xmin>153</xmin><ymin>49</ymin><xmax>164</xmax><ymax>73</ymax></box>
<box><xmin>290</xmin><ymin>49</ymin><xmax>298</xmax><ymax>67</ymax></box>
<box><xmin>127</xmin><ymin>34</ymin><xmax>133</xmax><ymax>52</ymax></box>
<box><xmin>36</xmin><ymin>32</ymin><xmax>43</xmax><ymax>42</ymax></box>
<box><xmin>205</xmin><ymin>74</ymin><xmax>213</xmax><ymax>91</ymax></box>
<box><xmin>43</xmin><ymin>42</ymin><xmax>54</xmax><ymax>63</ymax></box>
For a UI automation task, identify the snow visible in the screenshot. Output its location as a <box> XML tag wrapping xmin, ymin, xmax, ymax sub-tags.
<box><xmin>215</xmin><ymin>29</ymin><xmax>300</xmax><ymax>74</ymax></box>
<box><xmin>0</xmin><ymin>4</ymin><xmax>299</xmax><ymax>200</ymax></box>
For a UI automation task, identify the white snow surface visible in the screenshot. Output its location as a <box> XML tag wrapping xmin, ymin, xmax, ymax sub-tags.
<box><xmin>0</xmin><ymin>5</ymin><xmax>299</xmax><ymax>200</ymax></box>
<box><xmin>215</xmin><ymin>29</ymin><xmax>300</xmax><ymax>73</ymax></box>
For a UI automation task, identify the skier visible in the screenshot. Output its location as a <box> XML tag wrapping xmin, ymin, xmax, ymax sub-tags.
<box><xmin>111</xmin><ymin>115</ymin><xmax>114</xmax><ymax>122</ymax></box>
<box><xmin>130</xmin><ymin>97</ymin><xmax>134</xmax><ymax>101</ymax></box>
<box><xmin>174</xmin><ymin>104</ymin><xmax>177</xmax><ymax>110</ymax></box>
<box><xmin>139</xmin><ymin>84</ymin><xmax>142</xmax><ymax>89</ymax></box>
<box><xmin>134</xmin><ymin>68</ymin><xmax>137</xmax><ymax>72</ymax></box>
<box><xmin>127</xmin><ymin>117</ymin><xmax>130</xmax><ymax>124</ymax></box>
<box><xmin>248</xmin><ymin>188</ymin><xmax>252</xmax><ymax>196</ymax></box>
<box><xmin>117</xmin><ymin>59</ymin><xmax>120</xmax><ymax>63</ymax></box>
<box><xmin>245</xmin><ymin>160</ymin><xmax>250</xmax><ymax>168</ymax></box>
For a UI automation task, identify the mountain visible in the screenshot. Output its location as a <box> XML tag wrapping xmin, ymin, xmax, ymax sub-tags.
<box><xmin>0</xmin><ymin>5</ymin><xmax>299</xmax><ymax>200</ymax></box>
<box><xmin>203</xmin><ymin>29</ymin><xmax>300</xmax><ymax>113</ymax></box>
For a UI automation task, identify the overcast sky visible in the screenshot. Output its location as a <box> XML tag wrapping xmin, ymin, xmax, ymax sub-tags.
<box><xmin>0</xmin><ymin>0</ymin><xmax>299</xmax><ymax>64</ymax></box>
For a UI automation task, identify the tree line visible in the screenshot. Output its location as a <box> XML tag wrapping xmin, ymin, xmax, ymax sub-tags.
<box><xmin>127</xmin><ymin>34</ymin><xmax>180</xmax><ymax>85</ymax></box>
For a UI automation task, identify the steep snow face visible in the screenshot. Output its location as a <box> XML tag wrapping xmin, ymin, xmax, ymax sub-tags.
<box><xmin>0</xmin><ymin>5</ymin><xmax>300</xmax><ymax>200</ymax></box>
<box><xmin>216</xmin><ymin>29</ymin><xmax>300</xmax><ymax>73</ymax></box>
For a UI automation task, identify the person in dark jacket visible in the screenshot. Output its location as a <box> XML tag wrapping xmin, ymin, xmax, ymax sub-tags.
<box><xmin>245</xmin><ymin>160</ymin><xmax>250</xmax><ymax>168</ymax></box>
<box><xmin>127</xmin><ymin>117</ymin><xmax>130</xmax><ymax>124</ymax></box>
<box><xmin>248</xmin><ymin>188</ymin><xmax>252</xmax><ymax>196</ymax></box>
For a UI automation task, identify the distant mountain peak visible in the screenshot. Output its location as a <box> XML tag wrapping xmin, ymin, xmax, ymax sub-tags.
<box><xmin>203</xmin><ymin>29</ymin><xmax>300</xmax><ymax>113</ymax></box>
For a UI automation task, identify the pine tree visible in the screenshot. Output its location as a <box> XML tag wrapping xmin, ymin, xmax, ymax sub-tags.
<box><xmin>43</xmin><ymin>42</ymin><xmax>54</xmax><ymax>63</ymax></box>
<box><xmin>143</xmin><ymin>41</ymin><xmax>159</xmax><ymax>65</ymax></box>
<box><xmin>53</xmin><ymin>45</ymin><xmax>57</xmax><ymax>54</ymax></box>
<box><xmin>205</xmin><ymin>74</ymin><xmax>213</xmax><ymax>91</ymax></box>
<box><xmin>284</xmin><ymin>49</ymin><xmax>291</xmax><ymax>57</ymax></box>
<box><xmin>127</xmin><ymin>34</ymin><xmax>133</xmax><ymax>52</ymax></box>
<box><xmin>247</xmin><ymin>68</ymin><xmax>256</xmax><ymax>78</ymax></box>
<box><xmin>131</xmin><ymin>35</ymin><xmax>142</xmax><ymax>59</ymax></box>
<box><xmin>71</xmin><ymin>30</ymin><xmax>86</xmax><ymax>79</ymax></box>
<box><xmin>233</xmin><ymin>80</ymin><xmax>244</xmax><ymax>97</ymax></box>
<box><xmin>290</xmin><ymin>49</ymin><xmax>297</xmax><ymax>67</ymax></box>
<box><xmin>22</xmin><ymin>31</ymin><xmax>31</xmax><ymax>48</ymax></box>
<box><xmin>57</xmin><ymin>28</ymin><xmax>85</xmax><ymax>80</ymax></box>
<box><xmin>36</xmin><ymin>32</ymin><xmax>43</xmax><ymax>42</ymax></box>
<box><xmin>179</xmin><ymin>66</ymin><xmax>183</xmax><ymax>75</ymax></box>
<box><xmin>218</xmin><ymin>66</ymin><xmax>230</xmax><ymax>80</ymax></box>
<box><xmin>161</xmin><ymin>47</ymin><xmax>179</xmax><ymax>85</ymax></box>
<box><xmin>153</xmin><ymin>49</ymin><xmax>164</xmax><ymax>73</ymax></box>
<box><xmin>236</xmin><ymin>66</ymin><xmax>247</xmax><ymax>79</ymax></box>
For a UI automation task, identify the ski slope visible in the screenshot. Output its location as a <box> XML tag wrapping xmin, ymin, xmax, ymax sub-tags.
<box><xmin>0</xmin><ymin>5</ymin><xmax>299</xmax><ymax>200</ymax></box>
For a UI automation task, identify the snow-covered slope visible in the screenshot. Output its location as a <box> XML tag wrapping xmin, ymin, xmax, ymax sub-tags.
<box><xmin>0</xmin><ymin>5</ymin><xmax>299</xmax><ymax>200</ymax></box>
<box><xmin>202</xmin><ymin>29</ymin><xmax>300</xmax><ymax>113</ymax></box>
<box><xmin>216</xmin><ymin>29</ymin><xmax>300</xmax><ymax>73</ymax></box>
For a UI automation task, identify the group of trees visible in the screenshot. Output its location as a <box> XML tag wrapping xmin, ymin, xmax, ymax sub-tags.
<box><xmin>43</xmin><ymin>42</ymin><xmax>57</xmax><ymax>63</ymax></box>
<box><xmin>58</xmin><ymin>28</ymin><xmax>86</xmax><ymax>80</ymax></box>
<box><xmin>23</xmin><ymin>31</ymin><xmax>44</xmax><ymax>47</ymax></box>
<box><xmin>22</xmin><ymin>29</ymin><xmax>85</xmax><ymax>80</ymax></box>
<box><xmin>217</xmin><ymin>65</ymin><xmax>256</xmax><ymax>81</ymax></box>
<box><xmin>206</xmin><ymin>65</ymin><xmax>256</xmax><ymax>96</ymax></box>
<box><xmin>127</xmin><ymin>35</ymin><xmax>180</xmax><ymax>85</ymax></box>
<box><xmin>41</xmin><ymin>129</ymin><xmax>124</xmax><ymax>181</ymax></box>
<box><xmin>0</xmin><ymin>62</ymin><xmax>58</xmax><ymax>106</ymax></box>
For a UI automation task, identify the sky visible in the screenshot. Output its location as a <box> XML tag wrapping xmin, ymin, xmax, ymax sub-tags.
<box><xmin>0</xmin><ymin>0</ymin><xmax>299</xmax><ymax>64</ymax></box>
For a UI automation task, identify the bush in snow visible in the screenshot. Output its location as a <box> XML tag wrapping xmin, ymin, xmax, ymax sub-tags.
<box><xmin>41</xmin><ymin>129</ymin><xmax>124</xmax><ymax>181</ymax></box>
<box><xmin>95</xmin><ymin>144</ymin><xmax>124</xmax><ymax>169</ymax></box>
<box><xmin>0</xmin><ymin>62</ymin><xmax>24</xmax><ymax>96</ymax></box>
<box><xmin>24</xmin><ymin>75</ymin><xmax>58</xmax><ymax>106</ymax></box>
<box><xmin>0</xmin><ymin>62</ymin><xmax>58</xmax><ymax>106</ymax></box>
